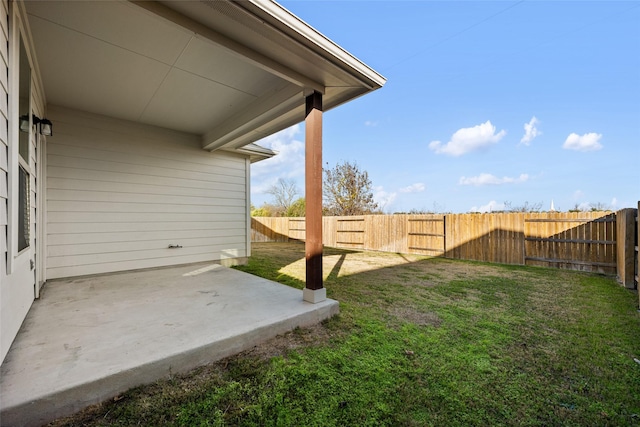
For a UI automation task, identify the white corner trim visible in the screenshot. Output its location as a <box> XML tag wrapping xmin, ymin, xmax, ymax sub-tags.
<box><xmin>303</xmin><ymin>287</ymin><xmax>326</xmax><ymax>304</ymax></box>
<box><xmin>245</xmin><ymin>157</ymin><xmax>251</xmax><ymax>259</ymax></box>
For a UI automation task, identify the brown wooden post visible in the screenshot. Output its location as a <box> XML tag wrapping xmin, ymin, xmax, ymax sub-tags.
<box><xmin>303</xmin><ymin>91</ymin><xmax>326</xmax><ymax>303</ymax></box>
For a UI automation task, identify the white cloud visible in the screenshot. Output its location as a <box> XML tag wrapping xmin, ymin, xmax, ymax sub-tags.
<box><xmin>610</xmin><ymin>197</ymin><xmax>618</xmax><ymax>209</ymax></box>
<box><xmin>429</xmin><ymin>120</ymin><xmax>506</xmax><ymax>156</ymax></box>
<box><xmin>251</xmin><ymin>125</ymin><xmax>304</xmax><ymax>179</ymax></box>
<box><xmin>569</xmin><ymin>190</ymin><xmax>589</xmax><ymax>211</ymax></box>
<box><xmin>577</xmin><ymin>202</ymin><xmax>591</xmax><ymax>211</ymax></box>
<box><xmin>469</xmin><ymin>200</ymin><xmax>504</xmax><ymax>213</ymax></box>
<box><xmin>520</xmin><ymin>116</ymin><xmax>541</xmax><ymax>145</ymax></box>
<box><xmin>251</xmin><ymin>176</ymin><xmax>284</xmax><ymax>197</ymax></box>
<box><xmin>373</xmin><ymin>186</ymin><xmax>397</xmax><ymax>212</ymax></box>
<box><xmin>563</xmin><ymin>132</ymin><xmax>603</xmax><ymax>151</ymax></box>
<box><xmin>365</xmin><ymin>120</ymin><xmax>378</xmax><ymax>127</ymax></box>
<box><xmin>399</xmin><ymin>183</ymin><xmax>425</xmax><ymax>193</ymax></box>
<box><xmin>459</xmin><ymin>173</ymin><xmax>529</xmax><ymax>186</ymax></box>
<box><xmin>251</xmin><ymin>125</ymin><xmax>304</xmax><ymax>196</ymax></box>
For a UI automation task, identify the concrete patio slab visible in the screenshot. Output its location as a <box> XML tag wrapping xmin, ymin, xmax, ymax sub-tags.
<box><xmin>0</xmin><ymin>263</ymin><xmax>338</xmax><ymax>426</ymax></box>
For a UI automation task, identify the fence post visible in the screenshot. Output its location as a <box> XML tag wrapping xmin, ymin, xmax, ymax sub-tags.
<box><xmin>442</xmin><ymin>215</ymin><xmax>447</xmax><ymax>257</ymax></box>
<box><xmin>616</xmin><ymin>208</ymin><xmax>637</xmax><ymax>289</ymax></box>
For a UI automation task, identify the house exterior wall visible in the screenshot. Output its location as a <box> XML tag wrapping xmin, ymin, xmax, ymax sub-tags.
<box><xmin>45</xmin><ymin>106</ymin><xmax>250</xmax><ymax>279</ymax></box>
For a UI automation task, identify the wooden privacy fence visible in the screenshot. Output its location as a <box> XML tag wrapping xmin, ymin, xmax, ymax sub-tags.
<box><xmin>253</xmin><ymin>214</ymin><xmax>446</xmax><ymax>255</ymax></box>
<box><xmin>251</xmin><ymin>209</ymin><xmax>638</xmax><ymax>281</ymax></box>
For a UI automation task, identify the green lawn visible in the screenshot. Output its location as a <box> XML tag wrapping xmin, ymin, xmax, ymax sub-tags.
<box><xmin>52</xmin><ymin>242</ymin><xmax>640</xmax><ymax>426</ymax></box>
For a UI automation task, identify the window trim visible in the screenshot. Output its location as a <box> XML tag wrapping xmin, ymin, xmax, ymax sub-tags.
<box><xmin>16</xmin><ymin>34</ymin><xmax>31</xmax><ymax>254</ymax></box>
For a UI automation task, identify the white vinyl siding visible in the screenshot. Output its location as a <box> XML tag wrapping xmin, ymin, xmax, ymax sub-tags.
<box><xmin>46</xmin><ymin>106</ymin><xmax>249</xmax><ymax>279</ymax></box>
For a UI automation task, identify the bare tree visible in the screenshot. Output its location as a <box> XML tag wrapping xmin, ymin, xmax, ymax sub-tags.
<box><xmin>569</xmin><ymin>203</ymin><xmax>583</xmax><ymax>212</ymax></box>
<box><xmin>323</xmin><ymin>161</ymin><xmax>378</xmax><ymax>216</ymax></box>
<box><xmin>589</xmin><ymin>202</ymin><xmax>609</xmax><ymax>211</ymax></box>
<box><xmin>504</xmin><ymin>201</ymin><xmax>543</xmax><ymax>213</ymax></box>
<box><xmin>266</xmin><ymin>178</ymin><xmax>299</xmax><ymax>216</ymax></box>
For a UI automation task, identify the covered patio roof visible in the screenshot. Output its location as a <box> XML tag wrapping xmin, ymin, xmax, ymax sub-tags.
<box><xmin>25</xmin><ymin>0</ymin><xmax>385</xmax><ymax>152</ymax></box>
<box><xmin>0</xmin><ymin>264</ymin><xmax>338</xmax><ymax>426</ymax></box>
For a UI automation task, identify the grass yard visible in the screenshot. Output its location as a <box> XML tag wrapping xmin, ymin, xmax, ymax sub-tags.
<box><xmin>51</xmin><ymin>242</ymin><xmax>640</xmax><ymax>426</ymax></box>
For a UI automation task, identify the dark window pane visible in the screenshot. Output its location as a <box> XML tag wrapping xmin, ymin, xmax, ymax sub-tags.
<box><xmin>18</xmin><ymin>165</ymin><xmax>29</xmax><ymax>251</ymax></box>
<box><xmin>19</xmin><ymin>37</ymin><xmax>30</xmax><ymax>162</ymax></box>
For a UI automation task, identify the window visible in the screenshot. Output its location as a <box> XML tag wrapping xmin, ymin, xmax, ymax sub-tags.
<box><xmin>17</xmin><ymin>36</ymin><xmax>30</xmax><ymax>252</ymax></box>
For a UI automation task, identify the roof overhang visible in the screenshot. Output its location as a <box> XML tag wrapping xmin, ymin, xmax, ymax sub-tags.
<box><xmin>24</xmin><ymin>0</ymin><xmax>385</xmax><ymax>155</ymax></box>
<box><xmin>230</xmin><ymin>143</ymin><xmax>277</xmax><ymax>163</ymax></box>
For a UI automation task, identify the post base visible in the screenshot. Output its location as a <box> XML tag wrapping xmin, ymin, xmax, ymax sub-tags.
<box><xmin>303</xmin><ymin>287</ymin><xmax>326</xmax><ymax>304</ymax></box>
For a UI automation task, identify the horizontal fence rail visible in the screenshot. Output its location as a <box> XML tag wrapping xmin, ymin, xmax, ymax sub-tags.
<box><xmin>252</xmin><ymin>208</ymin><xmax>638</xmax><ymax>281</ymax></box>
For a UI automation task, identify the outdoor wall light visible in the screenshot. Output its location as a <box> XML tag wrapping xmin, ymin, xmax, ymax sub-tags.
<box><xmin>39</xmin><ymin>118</ymin><xmax>53</xmax><ymax>136</ymax></box>
<box><xmin>19</xmin><ymin>115</ymin><xmax>30</xmax><ymax>133</ymax></box>
<box><xmin>20</xmin><ymin>115</ymin><xmax>53</xmax><ymax>136</ymax></box>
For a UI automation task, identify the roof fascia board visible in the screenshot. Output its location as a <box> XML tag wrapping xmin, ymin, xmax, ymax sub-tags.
<box><xmin>239</xmin><ymin>0</ymin><xmax>386</xmax><ymax>90</ymax></box>
<box><xmin>130</xmin><ymin>0</ymin><xmax>325</xmax><ymax>94</ymax></box>
<box><xmin>229</xmin><ymin>143</ymin><xmax>276</xmax><ymax>163</ymax></box>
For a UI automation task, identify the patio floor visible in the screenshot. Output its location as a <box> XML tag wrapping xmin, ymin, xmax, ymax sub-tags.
<box><xmin>0</xmin><ymin>263</ymin><xmax>338</xmax><ymax>426</ymax></box>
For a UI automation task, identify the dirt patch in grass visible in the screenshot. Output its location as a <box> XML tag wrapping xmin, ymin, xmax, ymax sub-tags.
<box><xmin>240</xmin><ymin>321</ymin><xmax>338</xmax><ymax>361</ymax></box>
<box><xmin>387</xmin><ymin>304</ymin><xmax>442</xmax><ymax>328</ymax></box>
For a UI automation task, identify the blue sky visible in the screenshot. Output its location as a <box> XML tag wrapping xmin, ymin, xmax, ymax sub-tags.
<box><xmin>251</xmin><ymin>1</ymin><xmax>640</xmax><ymax>213</ymax></box>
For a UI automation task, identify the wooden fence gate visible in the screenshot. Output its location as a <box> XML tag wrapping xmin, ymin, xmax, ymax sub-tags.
<box><xmin>523</xmin><ymin>212</ymin><xmax>617</xmax><ymax>275</ymax></box>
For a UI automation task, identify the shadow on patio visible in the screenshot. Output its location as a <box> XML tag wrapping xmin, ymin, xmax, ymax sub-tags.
<box><xmin>0</xmin><ymin>263</ymin><xmax>338</xmax><ymax>426</ymax></box>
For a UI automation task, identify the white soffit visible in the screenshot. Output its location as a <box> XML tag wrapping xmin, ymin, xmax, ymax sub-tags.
<box><xmin>25</xmin><ymin>0</ymin><xmax>385</xmax><ymax>150</ymax></box>
<box><xmin>175</xmin><ymin>37</ymin><xmax>284</xmax><ymax>98</ymax></box>
<box><xmin>139</xmin><ymin>67</ymin><xmax>256</xmax><ymax>135</ymax></box>
<box><xmin>27</xmin><ymin>13</ymin><xmax>173</xmax><ymax>122</ymax></box>
<box><xmin>26</xmin><ymin>0</ymin><xmax>294</xmax><ymax>137</ymax></box>
<box><xmin>28</xmin><ymin>1</ymin><xmax>193</xmax><ymax>64</ymax></box>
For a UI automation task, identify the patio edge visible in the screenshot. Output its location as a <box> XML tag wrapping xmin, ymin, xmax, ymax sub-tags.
<box><xmin>0</xmin><ymin>299</ymin><xmax>339</xmax><ymax>427</ymax></box>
